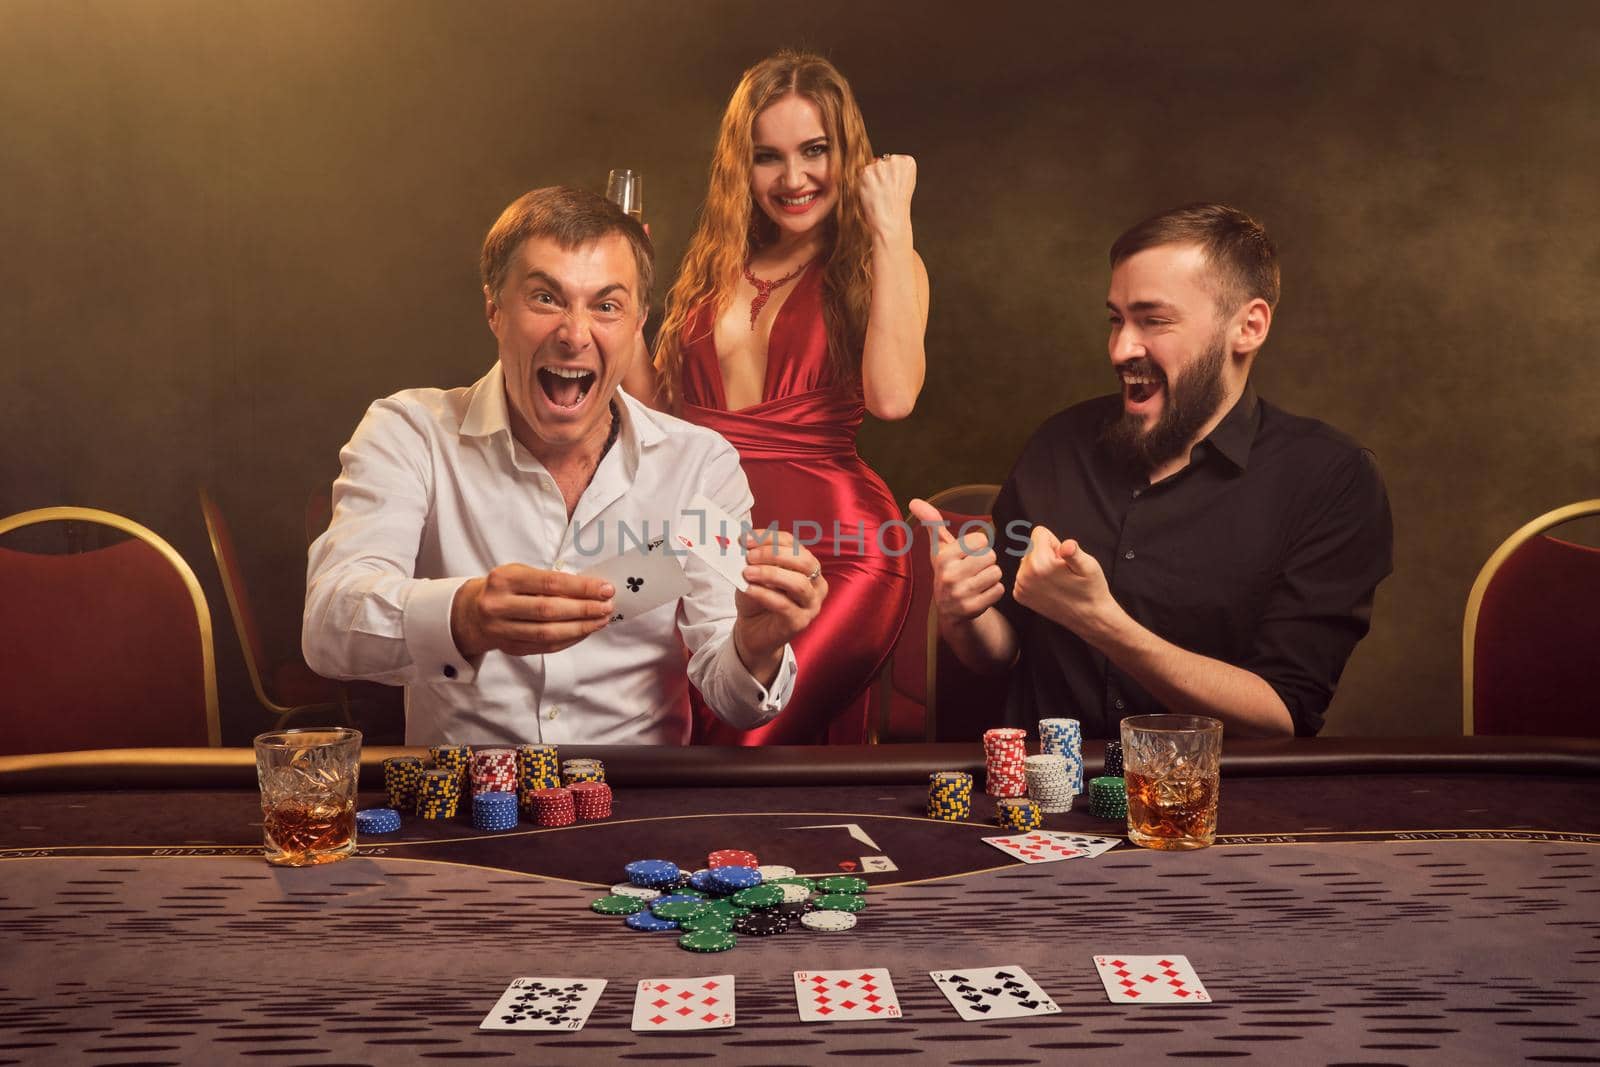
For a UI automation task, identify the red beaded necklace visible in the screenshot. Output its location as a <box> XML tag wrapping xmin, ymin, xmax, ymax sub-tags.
<box><xmin>742</xmin><ymin>258</ymin><xmax>813</xmax><ymax>329</ymax></box>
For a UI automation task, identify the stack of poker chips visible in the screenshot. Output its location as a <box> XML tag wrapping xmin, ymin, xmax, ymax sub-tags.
<box><xmin>1087</xmin><ymin>776</ymin><xmax>1129</xmax><ymax>820</ymax></box>
<box><xmin>1024</xmin><ymin>753</ymin><xmax>1075</xmax><ymax>813</ymax></box>
<box><xmin>562</xmin><ymin>758</ymin><xmax>606</xmax><ymax>785</ymax></box>
<box><xmin>517</xmin><ymin>745</ymin><xmax>562</xmax><ymax>811</ymax></box>
<box><xmin>1038</xmin><ymin>718</ymin><xmax>1085</xmax><ymax>794</ymax></box>
<box><xmin>471</xmin><ymin>791</ymin><xmax>519</xmax><ymax>831</ymax></box>
<box><xmin>429</xmin><ymin>744</ymin><xmax>472</xmax><ymax>802</ymax></box>
<box><xmin>383</xmin><ymin>756</ymin><xmax>425</xmax><ymax>812</ymax></box>
<box><xmin>982</xmin><ymin>727</ymin><xmax>1028</xmax><ymax>797</ymax></box>
<box><xmin>927</xmin><ymin>771</ymin><xmax>974</xmax><ymax>821</ymax></box>
<box><xmin>995</xmin><ymin>796</ymin><xmax>1044</xmax><ymax>831</ymax></box>
<box><xmin>570</xmin><ymin>780</ymin><xmax>613</xmax><ymax>820</ymax></box>
<box><xmin>471</xmin><ymin>746</ymin><xmax>518</xmax><ymax>796</ymax></box>
<box><xmin>1104</xmin><ymin>740</ymin><xmax>1125</xmax><ymax>778</ymax></box>
<box><xmin>417</xmin><ymin>768</ymin><xmax>462</xmax><ymax>820</ymax></box>
<box><xmin>356</xmin><ymin>807</ymin><xmax>401</xmax><ymax>835</ymax></box>
<box><xmin>529</xmin><ymin>786</ymin><xmax>576</xmax><ymax>827</ymax></box>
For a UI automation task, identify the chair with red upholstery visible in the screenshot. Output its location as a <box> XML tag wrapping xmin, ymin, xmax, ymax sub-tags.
<box><xmin>874</xmin><ymin>484</ymin><xmax>1010</xmax><ymax>743</ymax></box>
<box><xmin>0</xmin><ymin>507</ymin><xmax>220</xmax><ymax>755</ymax></box>
<box><xmin>1464</xmin><ymin>499</ymin><xmax>1600</xmax><ymax>736</ymax></box>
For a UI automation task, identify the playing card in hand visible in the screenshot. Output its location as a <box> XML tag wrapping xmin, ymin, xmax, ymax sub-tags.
<box><xmin>479</xmin><ymin>976</ymin><xmax>607</xmax><ymax>1031</ymax></box>
<box><xmin>631</xmin><ymin>975</ymin><xmax>735</xmax><ymax>1032</ymax></box>
<box><xmin>929</xmin><ymin>965</ymin><xmax>1060</xmax><ymax>1021</ymax></box>
<box><xmin>793</xmin><ymin>968</ymin><xmax>901</xmax><ymax>1022</ymax></box>
<box><xmin>982</xmin><ymin>832</ymin><xmax>1091</xmax><ymax>864</ymax></box>
<box><xmin>676</xmin><ymin>493</ymin><xmax>750</xmax><ymax>591</ymax></box>
<box><xmin>580</xmin><ymin>537</ymin><xmax>691</xmax><ymax>622</ymax></box>
<box><xmin>1092</xmin><ymin>955</ymin><xmax>1211</xmax><ymax>1004</ymax></box>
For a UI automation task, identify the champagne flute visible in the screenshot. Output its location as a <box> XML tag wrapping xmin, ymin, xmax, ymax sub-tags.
<box><xmin>605</xmin><ymin>168</ymin><xmax>643</xmax><ymax>223</ymax></box>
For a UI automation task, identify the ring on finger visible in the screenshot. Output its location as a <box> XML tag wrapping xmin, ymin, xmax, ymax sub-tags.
<box><xmin>806</xmin><ymin>566</ymin><xmax>823</xmax><ymax>582</ymax></box>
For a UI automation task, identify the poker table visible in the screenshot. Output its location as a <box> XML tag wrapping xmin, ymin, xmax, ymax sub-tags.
<box><xmin>2</xmin><ymin>738</ymin><xmax>1598</xmax><ymax>1065</ymax></box>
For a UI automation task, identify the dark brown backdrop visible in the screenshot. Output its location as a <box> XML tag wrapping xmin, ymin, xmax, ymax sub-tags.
<box><xmin>4</xmin><ymin>1</ymin><xmax>1597</xmax><ymax>743</ymax></box>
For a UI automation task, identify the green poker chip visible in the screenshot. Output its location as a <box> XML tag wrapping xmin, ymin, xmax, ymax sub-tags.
<box><xmin>816</xmin><ymin>876</ymin><xmax>868</xmax><ymax>895</ymax></box>
<box><xmin>678</xmin><ymin>912</ymin><xmax>735</xmax><ymax>933</ymax></box>
<box><xmin>591</xmin><ymin>895</ymin><xmax>647</xmax><ymax>915</ymax></box>
<box><xmin>678</xmin><ymin>929</ymin><xmax>737</xmax><ymax>953</ymax></box>
<box><xmin>768</xmin><ymin>876</ymin><xmax>816</xmax><ymax>892</ymax></box>
<box><xmin>651</xmin><ymin>899</ymin><xmax>710</xmax><ymax>921</ymax></box>
<box><xmin>812</xmin><ymin>893</ymin><xmax>866</xmax><ymax>913</ymax></box>
<box><xmin>731</xmin><ymin>885</ymin><xmax>785</xmax><ymax>909</ymax></box>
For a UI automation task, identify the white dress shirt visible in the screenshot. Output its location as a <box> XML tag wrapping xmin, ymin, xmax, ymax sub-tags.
<box><xmin>303</xmin><ymin>362</ymin><xmax>797</xmax><ymax>745</ymax></box>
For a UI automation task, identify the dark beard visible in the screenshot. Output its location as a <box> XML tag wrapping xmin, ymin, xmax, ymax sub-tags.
<box><xmin>1100</xmin><ymin>334</ymin><xmax>1228</xmax><ymax>477</ymax></box>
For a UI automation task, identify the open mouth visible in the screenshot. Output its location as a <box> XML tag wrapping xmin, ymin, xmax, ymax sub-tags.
<box><xmin>1122</xmin><ymin>373</ymin><xmax>1164</xmax><ymax>407</ymax></box>
<box><xmin>538</xmin><ymin>366</ymin><xmax>597</xmax><ymax>410</ymax></box>
<box><xmin>776</xmin><ymin>191</ymin><xmax>819</xmax><ymax>214</ymax></box>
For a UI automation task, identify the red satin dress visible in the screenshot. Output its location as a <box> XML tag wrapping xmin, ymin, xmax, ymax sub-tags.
<box><xmin>679</xmin><ymin>262</ymin><xmax>912</xmax><ymax>744</ymax></box>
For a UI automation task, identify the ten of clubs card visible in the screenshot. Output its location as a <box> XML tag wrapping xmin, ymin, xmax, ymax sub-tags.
<box><xmin>929</xmin><ymin>965</ymin><xmax>1061</xmax><ymax>1021</ymax></box>
<box><xmin>631</xmin><ymin>975</ymin><xmax>736</xmax><ymax>1032</ymax></box>
<box><xmin>479</xmin><ymin>977</ymin><xmax>607</xmax><ymax>1031</ymax></box>
<box><xmin>793</xmin><ymin>968</ymin><xmax>902</xmax><ymax>1022</ymax></box>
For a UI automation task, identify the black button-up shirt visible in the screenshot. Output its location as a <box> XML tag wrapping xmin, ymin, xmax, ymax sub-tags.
<box><xmin>992</xmin><ymin>387</ymin><xmax>1393</xmax><ymax>738</ymax></box>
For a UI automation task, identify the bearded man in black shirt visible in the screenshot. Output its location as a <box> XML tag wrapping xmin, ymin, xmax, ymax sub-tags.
<box><xmin>910</xmin><ymin>204</ymin><xmax>1392</xmax><ymax>738</ymax></box>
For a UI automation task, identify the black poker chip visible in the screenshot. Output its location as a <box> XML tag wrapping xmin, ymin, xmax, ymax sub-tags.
<box><xmin>1104</xmin><ymin>741</ymin><xmax>1124</xmax><ymax>778</ymax></box>
<box><xmin>734</xmin><ymin>911</ymin><xmax>790</xmax><ymax>936</ymax></box>
<box><xmin>776</xmin><ymin>900</ymin><xmax>816</xmax><ymax>919</ymax></box>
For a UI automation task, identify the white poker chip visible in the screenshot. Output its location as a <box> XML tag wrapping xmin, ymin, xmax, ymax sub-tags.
<box><xmin>777</xmin><ymin>882</ymin><xmax>812</xmax><ymax>903</ymax></box>
<box><xmin>609</xmin><ymin>883</ymin><xmax>661</xmax><ymax>899</ymax></box>
<box><xmin>757</xmin><ymin>864</ymin><xmax>798</xmax><ymax>881</ymax></box>
<box><xmin>800</xmin><ymin>909</ymin><xmax>857</xmax><ymax>932</ymax></box>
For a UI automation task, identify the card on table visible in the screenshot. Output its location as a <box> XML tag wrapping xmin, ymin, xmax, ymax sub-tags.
<box><xmin>1092</xmin><ymin>955</ymin><xmax>1211</xmax><ymax>1004</ymax></box>
<box><xmin>982</xmin><ymin>832</ymin><xmax>1092</xmax><ymax>864</ymax></box>
<box><xmin>479</xmin><ymin>976</ymin><xmax>607</xmax><ymax>1031</ymax></box>
<box><xmin>928</xmin><ymin>965</ymin><xmax>1060</xmax><ymax>1021</ymax></box>
<box><xmin>793</xmin><ymin>968</ymin><xmax>901</xmax><ymax>1022</ymax></box>
<box><xmin>676</xmin><ymin>493</ymin><xmax>750</xmax><ymax>591</ymax></box>
<box><xmin>1037</xmin><ymin>831</ymin><xmax>1124</xmax><ymax>859</ymax></box>
<box><xmin>580</xmin><ymin>537</ymin><xmax>692</xmax><ymax>622</ymax></box>
<box><xmin>631</xmin><ymin>975</ymin><xmax>735</xmax><ymax>1032</ymax></box>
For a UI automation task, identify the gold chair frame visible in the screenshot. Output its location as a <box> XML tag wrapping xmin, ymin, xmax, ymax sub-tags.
<box><xmin>1462</xmin><ymin>498</ymin><xmax>1600</xmax><ymax>735</ymax></box>
<box><xmin>0</xmin><ymin>506</ymin><xmax>222</xmax><ymax>746</ymax></box>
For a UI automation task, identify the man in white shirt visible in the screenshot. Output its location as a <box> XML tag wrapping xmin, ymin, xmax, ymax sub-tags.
<box><xmin>304</xmin><ymin>187</ymin><xmax>826</xmax><ymax>745</ymax></box>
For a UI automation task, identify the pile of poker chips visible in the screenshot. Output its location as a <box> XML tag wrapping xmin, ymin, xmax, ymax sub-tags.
<box><xmin>529</xmin><ymin>786</ymin><xmax>576</xmax><ymax>827</ymax></box>
<box><xmin>590</xmin><ymin>854</ymin><xmax>871</xmax><ymax>952</ymax></box>
<box><xmin>1024</xmin><ymin>753</ymin><xmax>1075</xmax><ymax>813</ymax></box>
<box><xmin>355</xmin><ymin>807</ymin><xmax>401</xmax><ymax>835</ymax></box>
<box><xmin>471</xmin><ymin>791</ymin><xmax>518</xmax><ymax>831</ymax></box>
<box><xmin>517</xmin><ymin>744</ymin><xmax>562</xmax><ymax>793</ymax></box>
<box><xmin>1104</xmin><ymin>740</ymin><xmax>1124</xmax><ymax>778</ymax></box>
<box><xmin>563</xmin><ymin>758</ymin><xmax>605</xmax><ymax>785</ymax></box>
<box><xmin>570</xmin><ymin>781</ymin><xmax>613</xmax><ymax>820</ymax></box>
<box><xmin>927</xmin><ymin>771</ymin><xmax>974</xmax><ymax>821</ymax></box>
<box><xmin>983</xmin><ymin>727</ymin><xmax>1028</xmax><ymax>797</ymax></box>
<box><xmin>1087</xmin><ymin>776</ymin><xmax>1129</xmax><ymax>820</ymax></box>
<box><xmin>429</xmin><ymin>744</ymin><xmax>472</xmax><ymax>802</ymax></box>
<box><xmin>1039</xmin><ymin>717</ymin><xmax>1085</xmax><ymax>794</ymax></box>
<box><xmin>383</xmin><ymin>756</ymin><xmax>424</xmax><ymax>812</ymax></box>
<box><xmin>995</xmin><ymin>796</ymin><xmax>1044</xmax><ymax>831</ymax></box>
<box><xmin>417</xmin><ymin>767</ymin><xmax>461</xmax><ymax>820</ymax></box>
<box><xmin>471</xmin><ymin>746</ymin><xmax>518</xmax><ymax>796</ymax></box>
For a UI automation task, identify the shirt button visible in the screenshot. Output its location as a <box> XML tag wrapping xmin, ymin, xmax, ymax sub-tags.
<box><xmin>547</xmin><ymin>706</ymin><xmax>560</xmax><ymax>721</ymax></box>
<box><xmin>553</xmin><ymin>561</ymin><xmax>567</xmax><ymax>572</ymax></box>
<box><xmin>442</xmin><ymin>664</ymin><xmax>457</xmax><ymax>679</ymax></box>
<box><xmin>1124</xmin><ymin>550</ymin><xmax>1135</xmax><ymax>560</ymax></box>
<box><xmin>1132</xmin><ymin>488</ymin><xmax>1142</xmax><ymax>498</ymax></box>
<box><xmin>1115</xmin><ymin>699</ymin><xmax>1125</xmax><ymax>710</ymax></box>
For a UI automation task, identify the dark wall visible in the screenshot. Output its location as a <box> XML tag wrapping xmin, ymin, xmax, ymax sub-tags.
<box><xmin>4</xmin><ymin>1</ymin><xmax>1597</xmax><ymax>742</ymax></box>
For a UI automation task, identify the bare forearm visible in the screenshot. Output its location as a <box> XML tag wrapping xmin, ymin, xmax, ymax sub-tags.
<box><xmin>861</xmin><ymin>234</ymin><xmax>926</xmax><ymax>421</ymax></box>
<box><xmin>940</xmin><ymin>606</ymin><xmax>1019</xmax><ymax>676</ymax></box>
<box><xmin>1087</xmin><ymin>611</ymin><xmax>1294</xmax><ymax>737</ymax></box>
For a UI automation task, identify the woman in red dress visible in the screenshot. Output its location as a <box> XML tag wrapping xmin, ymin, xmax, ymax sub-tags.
<box><xmin>635</xmin><ymin>51</ymin><xmax>929</xmax><ymax>744</ymax></box>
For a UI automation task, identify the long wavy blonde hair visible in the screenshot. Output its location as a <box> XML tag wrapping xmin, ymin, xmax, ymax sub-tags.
<box><xmin>655</xmin><ymin>50</ymin><xmax>876</xmax><ymax>409</ymax></box>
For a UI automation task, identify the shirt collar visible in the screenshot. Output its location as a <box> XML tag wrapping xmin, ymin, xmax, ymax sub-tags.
<box><xmin>458</xmin><ymin>361</ymin><xmax>668</xmax><ymax>455</ymax></box>
<box><xmin>1200</xmin><ymin>384</ymin><xmax>1260</xmax><ymax>471</ymax></box>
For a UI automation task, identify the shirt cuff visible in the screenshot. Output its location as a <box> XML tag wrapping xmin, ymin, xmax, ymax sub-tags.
<box><xmin>746</xmin><ymin>643</ymin><xmax>798</xmax><ymax>712</ymax></box>
<box><xmin>402</xmin><ymin>576</ymin><xmax>479</xmax><ymax>685</ymax></box>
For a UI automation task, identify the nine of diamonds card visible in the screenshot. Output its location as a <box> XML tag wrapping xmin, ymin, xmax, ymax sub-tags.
<box><xmin>1092</xmin><ymin>955</ymin><xmax>1212</xmax><ymax>1004</ymax></box>
<box><xmin>794</xmin><ymin>968</ymin><xmax>902</xmax><ymax>1022</ymax></box>
<box><xmin>631</xmin><ymin>975</ymin><xmax>736</xmax><ymax>1032</ymax></box>
<box><xmin>479</xmin><ymin>977</ymin><xmax>608</xmax><ymax>1031</ymax></box>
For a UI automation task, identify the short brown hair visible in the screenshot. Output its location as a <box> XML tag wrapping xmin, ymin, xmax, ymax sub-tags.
<box><xmin>480</xmin><ymin>186</ymin><xmax>654</xmax><ymax>312</ymax></box>
<box><xmin>1109</xmin><ymin>203</ymin><xmax>1280</xmax><ymax>312</ymax></box>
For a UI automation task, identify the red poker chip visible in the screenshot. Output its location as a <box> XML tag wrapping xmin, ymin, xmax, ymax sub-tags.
<box><xmin>708</xmin><ymin>848</ymin><xmax>759</xmax><ymax>869</ymax></box>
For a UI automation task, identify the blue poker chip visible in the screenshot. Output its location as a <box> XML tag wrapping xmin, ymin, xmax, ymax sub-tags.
<box><xmin>625</xmin><ymin>859</ymin><xmax>682</xmax><ymax>888</ymax></box>
<box><xmin>625</xmin><ymin>910</ymin><xmax>680</xmax><ymax>932</ymax></box>
<box><xmin>688</xmin><ymin>868</ymin><xmax>721</xmax><ymax>894</ymax></box>
<box><xmin>355</xmin><ymin>808</ymin><xmax>401</xmax><ymax>834</ymax></box>
<box><xmin>708</xmin><ymin>865</ymin><xmax>761</xmax><ymax>893</ymax></box>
